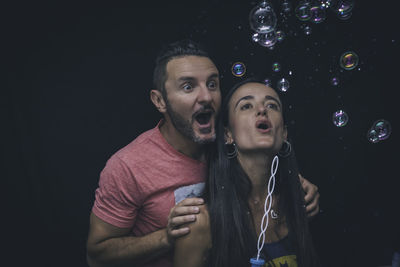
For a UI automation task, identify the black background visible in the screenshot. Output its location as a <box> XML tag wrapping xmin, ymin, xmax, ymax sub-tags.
<box><xmin>4</xmin><ymin>1</ymin><xmax>399</xmax><ymax>266</ymax></box>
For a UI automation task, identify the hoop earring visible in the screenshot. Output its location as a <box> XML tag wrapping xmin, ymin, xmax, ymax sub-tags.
<box><xmin>278</xmin><ymin>140</ymin><xmax>292</xmax><ymax>158</ymax></box>
<box><xmin>225</xmin><ymin>142</ymin><xmax>238</xmax><ymax>159</ymax></box>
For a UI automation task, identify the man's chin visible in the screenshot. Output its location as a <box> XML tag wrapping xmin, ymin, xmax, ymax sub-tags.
<box><xmin>192</xmin><ymin>132</ymin><xmax>216</xmax><ymax>144</ymax></box>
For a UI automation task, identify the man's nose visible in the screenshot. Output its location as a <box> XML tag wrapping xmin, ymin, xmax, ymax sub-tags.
<box><xmin>197</xmin><ymin>85</ymin><xmax>212</xmax><ymax>103</ymax></box>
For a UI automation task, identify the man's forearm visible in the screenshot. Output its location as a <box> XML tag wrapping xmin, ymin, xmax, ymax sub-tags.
<box><xmin>87</xmin><ymin>228</ymin><xmax>171</xmax><ymax>267</ymax></box>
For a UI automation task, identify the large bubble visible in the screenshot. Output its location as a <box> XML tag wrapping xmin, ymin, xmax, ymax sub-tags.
<box><xmin>249</xmin><ymin>0</ymin><xmax>277</xmax><ymax>34</ymax></box>
<box><xmin>332</xmin><ymin>110</ymin><xmax>348</xmax><ymax>127</ymax></box>
<box><xmin>340</xmin><ymin>51</ymin><xmax>359</xmax><ymax>70</ymax></box>
<box><xmin>231</xmin><ymin>62</ymin><xmax>246</xmax><ymax>77</ymax></box>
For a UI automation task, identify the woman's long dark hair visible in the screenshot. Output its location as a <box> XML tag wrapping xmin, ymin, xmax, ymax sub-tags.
<box><xmin>205</xmin><ymin>78</ymin><xmax>319</xmax><ymax>267</ymax></box>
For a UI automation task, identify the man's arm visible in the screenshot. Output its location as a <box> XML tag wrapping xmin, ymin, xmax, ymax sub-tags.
<box><xmin>299</xmin><ymin>174</ymin><xmax>320</xmax><ymax>218</ymax></box>
<box><xmin>86</xmin><ymin>198</ymin><xmax>204</xmax><ymax>267</ymax></box>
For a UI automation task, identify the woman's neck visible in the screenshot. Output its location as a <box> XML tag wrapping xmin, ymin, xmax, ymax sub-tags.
<box><xmin>237</xmin><ymin>151</ymin><xmax>275</xmax><ymax>200</ymax></box>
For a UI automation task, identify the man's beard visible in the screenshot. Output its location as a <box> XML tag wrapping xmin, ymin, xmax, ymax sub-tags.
<box><xmin>164</xmin><ymin>98</ymin><xmax>216</xmax><ymax>145</ymax></box>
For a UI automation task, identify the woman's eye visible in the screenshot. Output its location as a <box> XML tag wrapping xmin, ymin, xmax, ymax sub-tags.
<box><xmin>208</xmin><ymin>80</ymin><xmax>217</xmax><ymax>90</ymax></box>
<box><xmin>267</xmin><ymin>103</ymin><xmax>278</xmax><ymax>110</ymax></box>
<box><xmin>241</xmin><ymin>103</ymin><xmax>252</xmax><ymax>110</ymax></box>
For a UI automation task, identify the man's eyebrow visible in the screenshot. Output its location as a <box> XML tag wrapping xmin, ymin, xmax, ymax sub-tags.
<box><xmin>234</xmin><ymin>95</ymin><xmax>254</xmax><ymax>110</ymax></box>
<box><xmin>177</xmin><ymin>76</ymin><xmax>195</xmax><ymax>82</ymax></box>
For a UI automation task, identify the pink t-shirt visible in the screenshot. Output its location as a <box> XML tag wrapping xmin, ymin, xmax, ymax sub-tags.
<box><xmin>92</xmin><ymin>121</ymin><xmax>206</xmax><ymax>267</ymax></box>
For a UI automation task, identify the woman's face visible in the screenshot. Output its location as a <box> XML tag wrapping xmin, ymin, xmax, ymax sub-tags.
<box><xmin>226</xmin><ymin>82</ymin><xmax>287</xmax><ymax>154</ymax></box>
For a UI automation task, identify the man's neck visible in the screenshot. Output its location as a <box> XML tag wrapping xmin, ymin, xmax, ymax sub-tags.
<box><xmin>159</xmin><ymin>120</ymin><xmax>205</xmax><ymax>162</ymax></box>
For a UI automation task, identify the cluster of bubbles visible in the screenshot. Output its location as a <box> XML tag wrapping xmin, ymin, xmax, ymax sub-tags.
<box><xmin>367</xmin><ymin>119</ymin><xmax>392</xmax><ymax>143</ymax></box>
<box><xmin>295</xmin><ymin>0</ymin><xmax>355</xmax><ymax>22</ymax></box>
<box><xmin>249</xmin><ymin>1</ymin><xmax>279</xmax><ymax>49</ymax></box>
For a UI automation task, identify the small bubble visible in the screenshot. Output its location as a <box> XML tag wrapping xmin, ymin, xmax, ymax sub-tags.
<box><xmin>295</xmin><ymin>1</ymin><xmax>312</xmax><ymax>21</ymax></box>
<box><xmin>310</xmin><ymin>5</ymin><xmax>326</xmax><ymax>23</ymax></box>
<box><xmin>264</xmin><ymin>78</ymin><xmax>272</xmax><ymax>87</ymax></box>
<box><xmin>367</xmin><ymin>129</ymin><xmax>380</xmax><ymax>143</ymax></box>
<box><xmin>252</xmin><ymin>32</ymin><xmax>260</xmax><ymax>42</ymax></box>
<box><xmin>331</xmin><ymin>77</ymin><xmax>339</xmax><ymax>86</ymax></box>
<box><xmin>258</xmin><ymin>31</ymin><xmax>277</xmax><ymax>48</ymax></box>
<box><xmin>277</xmin><ymin>78</ymin><xmax>290</xmax><ymax>92</ymax></box>
<box><xmin>272</xmin><ymin>62</ymin><xmax>281</xmax><ymax>72</ymax></box>
<box><xmin>276</xmin><ymin>30</ymin><xmax>285</xmax><ymax>42</ymax></box>
<box><xmin>373</xmin><ymin>119</ymin><xmax>392</xmax><ymax>141</ymax></box>
<box><xmin>332</xmin><ymin>110</ymin><xmax>348</xmax><ymax>127</ymax></box>
<box><xmin>231</xmin><ymin>62</ymin><xmax>246</xmax><ymax>77</ymax></box>
<box><xmin>304</xmin><ymin>25</ymin><xmax>312</xmax><ymax>35</ymax></box>
<box><xmin>340</xmin><ymin>51</ymin><xmax>359</xmax><ymax>70</ymax></box>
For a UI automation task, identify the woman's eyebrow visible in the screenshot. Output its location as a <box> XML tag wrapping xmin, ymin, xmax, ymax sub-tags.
<box><xmin>234</xmin><ymin>95</ymin><xmax>254</xmax><ymax>110</ymax></box>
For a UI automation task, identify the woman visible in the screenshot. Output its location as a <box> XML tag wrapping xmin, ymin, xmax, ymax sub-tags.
<box><xmin>174</xmin><ymin>78</ymin><xmax>319</xmax><ymax>267</ymax></box>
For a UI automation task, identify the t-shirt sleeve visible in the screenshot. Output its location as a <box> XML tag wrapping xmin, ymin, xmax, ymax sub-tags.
<box><xmin>92</xmin><ymin>155</ymin><xmax>142</xmax><ymax>229</ymax></box>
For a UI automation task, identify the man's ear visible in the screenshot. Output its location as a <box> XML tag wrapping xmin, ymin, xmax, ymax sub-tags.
<box><xmin>224</xmin><ymin>127</ymin><xmax>234</xmax><ymax>144</ymax></box>
<box><xmin>150</xmin><ymin>89</ymin><xmax>167</xmax><ymax>113</ymax></box>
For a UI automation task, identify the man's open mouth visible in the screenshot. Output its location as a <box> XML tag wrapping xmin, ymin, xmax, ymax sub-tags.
<box><xmin>194</xmin><ymin>110</ymin><xmax>213</xmax><ymax>126</ymax></box>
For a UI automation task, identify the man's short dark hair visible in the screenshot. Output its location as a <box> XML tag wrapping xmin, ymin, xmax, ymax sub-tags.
<box><xmin>153</xmin><ymin>39</ymin><xmax>211</xmax><ymax>94</ymax></box>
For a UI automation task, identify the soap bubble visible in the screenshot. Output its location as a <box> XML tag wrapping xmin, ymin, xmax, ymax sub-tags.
<box><xmin>249</xmin><ymin>0</ymin><xmax>277</xmax><ymax>33</ymax></box>
<box><xmin>331</xmin><ymin>77</ymin><xmax>339</xmax><ymax>86</ymax></box>
<box><xmin>282</xmin><ymin>0</ymin><xmax>292</xmax><ymax>13</ymax></box>
<box><xmin>319</xmin><ymin>0</ymin><xmax>333</xmax><ymax>9</ymax></box>
<box><xmin>332</xmin><ymin>110</ymin><xmax>348</xmax><ymax>127</ymax></box>
<box><xmin>367</xmin><ymin>129</ymin><xmax>380</xmax><ymax>143</ymax></box>
<box><xmin>231</xmin><ymin>62</ymin><xmax>246</xmax><ymax>77</ymax></box>
<box><xmin>304</xmin><ymin>25</ymin><xmax>312</xmax><ymax>35</ymax></box>
<box><xmin>276</xmin><ymin>30</ymin><xmax>285</xmax><ymax>42</ymax></box>
<box><xmin>264</xmin><ymin>78</ymin><xmax>272</xmax><ymax>87</ymax></box>
<box><xmin>295</xmin><ymin>1</ymin><xmax>312</xmax><ymax>21</ymax></box>
<box><xmin>333</xmin><ymin>0</ymin><xmax>354</xmax><ymax>15</ymax></box>
<box><xmin>252</xmin><ymin>32</ymin><xmax>260</xmax><ymax>42</ymax></box>
<box><xmin>340</xmin><ymin>51</ymin><xmax>359</xmax><ymax>70</ymax></box>
<box><xmin>277</xmin><ymin>78</ymin><xmax>290</xmax><ymax>92</ymax></box>
<box><xmin>272</xmin><ymin>62</ymin><xmax>281</xmax><ymax>72</ymax></box>
<box><xmin>258</xmin><ymin>31</ymin><xmax>277</xmax><ymax>47</ymax></box>
<box><xmin>310</xmin><ymin>5</ymin><xmax>326</xmax><ymax>23</ymax></box>
<box><xmin>373</xmin><ymin>119</ymin><xmax>392</xmax><ymax>141</ymax></box>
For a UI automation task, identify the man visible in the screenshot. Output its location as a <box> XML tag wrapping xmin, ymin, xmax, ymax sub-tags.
<box><xmin>86</xmin><ymin>40</ymin><xmax>320</xmax><ymax>267</ymax></box>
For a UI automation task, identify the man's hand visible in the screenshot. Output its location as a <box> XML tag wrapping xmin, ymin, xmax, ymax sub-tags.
<box><xmin>299</xmin><ymin>174</ymin><xmax>320</xmax><ymax>218</ymax></box>
<box><xmin>166</xmin><ymin>197</ymin><xmax>204</xmax><ymax>245</ymax></box>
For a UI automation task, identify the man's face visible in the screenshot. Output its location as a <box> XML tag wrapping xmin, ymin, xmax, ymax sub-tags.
<box><xmin>163</xmin><ymin>56</ymin><xmax>221</xmax><ymax>144</ymax></box>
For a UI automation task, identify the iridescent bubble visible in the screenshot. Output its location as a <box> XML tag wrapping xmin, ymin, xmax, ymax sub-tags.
<box><xmin>282</xmin><ymin>0</ymin><xmax>292</xmax><ymax>13</ymax></box>
<box><xmin>331</xmin><ymin>77</ymin><xmax>339</xmax><ymax>86</ymax></box>
<box><xmin>252</xmin><ymin>32</ymin><xmax>260</xmax><ymax>42</ymax></box>
<box><xmin>333</xmin><ymin>0</ymin><xmax>355</xmax><ymax>15</ymax></box>
<box><xmin>249</xmin><ymin>0</ymin><xmax>277</xmax><ymax>34</ymax></box>
<box><xmin>231</xmin><ymin>62</ymin><xmax>246</xmax><ymax>77</ymax></box>
<box><xmin>340</xmin><ymin>51</ymin><xmax>359</xmax><ymax>70</ymax></box>
<box><xmin>304</xmin><ymin>25</ymin><xmax>312</xmax><ymax>35</ymax></box>
<box><xmin>367</xmin><ymin>129</ymin><xmax>380</xmax><ymax>143</ymax></box>
<box><xmin>264</xmin><ymin>78</ymin><xmax>272</xmax><ymax>87</ymax></box>
<box><xmin>337</xmin><ymin>12</ymin><xmax>352</xmax><ymax>20</ymax></box>
<box><xmin>295</xmin><ymin>1</ymin><xmax>311</xmax><ymax>21</ymax></box>
<box><xmin>373</xmin><ymin>119</ymin><xmax>392</xmax><ymax>141</ymax></box>
<box><xmin>277</xmin><ymin>78</ymin><xmax>290</xmax><ymax>92</ymax></box>
<box><xmin>258</xmin><ymin>31</ymin><xmax>277</xmax><ymax>48</ymax></box>
<box><xmin>310</xmin><ymin>5</ymin><xmax>326</xmax><ymax>23</ymax></box>
<box><xmin>319</xmin><ymin>0</ymin><xmax>332</xmax><ymax>9</ymax></box>
<box><xmin>276</xmin><ymin>30</ymin><xmax>285</xmax><ymax>42</ymax></box>
<box><xmin>272</xmin><ymin>62</ymin><xmax>281</xmax><ymax>72</ymax></box>
<box><xmin>332</xmin><ymin>110</ymin><xmax>348</xmax><ymax>127</ymax></box>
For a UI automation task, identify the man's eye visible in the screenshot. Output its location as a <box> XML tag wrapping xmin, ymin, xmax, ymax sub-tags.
<box><xmin>182</xmin><ymin>84</ymin><xmax>192</xmax><ymax>91</ymax></box>
<box><xmin>240</xmin><ymin>103</ymin><xmax>252</xmax><ymax>110</ymax></box>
